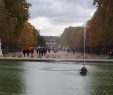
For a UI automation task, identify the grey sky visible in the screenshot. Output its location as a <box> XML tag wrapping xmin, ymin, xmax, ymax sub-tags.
<box><xmin>28</xmin><ymin>0</ymin><xmax>96</xmax><ymax>36</ymax></box>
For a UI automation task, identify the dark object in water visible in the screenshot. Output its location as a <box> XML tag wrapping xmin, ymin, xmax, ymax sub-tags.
<box><xmin>79</xmin><ymin>66</ymin><xmax>88</xmax><ymax>76</ymax></box>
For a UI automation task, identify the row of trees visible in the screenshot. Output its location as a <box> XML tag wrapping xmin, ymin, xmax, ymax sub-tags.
<box><xmin>60</xmin><ymin>26</ymin><xmax>84</xmax><ymax>51</ymax></box>
<box><xmin>60</xmin><ymin>0</ymin><xmax>113</xmax><ymax>55</ymax></box>
<box><xmin>86</xmin><ymin>0</ymin><xmax>113</xmax><ymax>54</ymax></box>
<box><xmin>0</xmin><ymin>0</ymin><xmax>41</xmax><ymax>52</ymax></box>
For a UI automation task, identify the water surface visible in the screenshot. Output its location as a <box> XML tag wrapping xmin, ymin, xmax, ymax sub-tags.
<box><xmin>0</xmin><ymin>61</ymin><xmax>113</xmax><ymax>95</ymax></box>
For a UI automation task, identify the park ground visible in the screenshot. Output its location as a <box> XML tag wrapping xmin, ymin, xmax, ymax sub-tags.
<box><xmin>4</xmin><ymin>50</ymin><xmax>110</xmax><ymax>60</ymax></box>
<box><xmin>1</xmin><ymin>50</ymin><xmax>113</xmax><ymax>63</ymax></box>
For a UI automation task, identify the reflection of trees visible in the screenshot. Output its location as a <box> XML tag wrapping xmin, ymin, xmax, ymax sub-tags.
<box><xmin>90</xmin><ymin>65</ymin><xmax>113</xmax><ymax>95</ymax></box>
<box><xmin>0</xmin><ymin>61</ymin><xmax>25</xmax><ymax>95</ymax></box>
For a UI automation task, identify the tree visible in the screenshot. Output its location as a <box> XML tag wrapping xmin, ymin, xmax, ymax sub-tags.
<box><xmin>93</xmin><ymin>0</ymin><xmax>113</xmax><ymax>40</ymax></box>
<box><xmin>3</xmin><ymin>0</ymin><xmax>31</xmax><ymax>32</ymax></box>
<box><xmin>0</xmin><ymin>0</ymin><xmax>31</xmax><ymax>52</ymax></box>
<box><xmin>86</xmin><ymin>10</ymin><xmax>106</xmax><ymax>48</ymax></box>
<box><xmin>35</xmin><ymin>30</ymin><xmax>46</xmax><ymax>47</ymax></box>
<box><xmin>85</xmin><ymin>0</ymin><xmax>113</xmax><ymax>54</ymax></box>
<box><xmin>18</xmin><ymin>22</ymin><xmax>37</xmax><ymax>49</ymax></box>
<box><xmin>60</xmin><ymin>26</ymin><xmax>84</xmax><ymax>51</ymax></box>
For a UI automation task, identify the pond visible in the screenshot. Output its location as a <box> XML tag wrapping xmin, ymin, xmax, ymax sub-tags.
<box><xmin>0</xmin><ymin>61</ymin><xmax>113</xmax><ymax>95</ymax></box>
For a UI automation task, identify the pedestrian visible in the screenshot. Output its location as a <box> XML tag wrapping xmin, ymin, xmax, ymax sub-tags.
<box><xmin>23</xmin><ymin>50</ymin><xmax>26</xmax><ymax>57</ymax></box>
<box><xmin>26</xmin><ymin>49</ymin><xmax>29</xmax><ymax>57</ymax></box>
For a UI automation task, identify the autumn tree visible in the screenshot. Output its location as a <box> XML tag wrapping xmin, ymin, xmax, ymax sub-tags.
<box><xmin>93</xmin><ymin>0</ymin><xmax>113</xmax><ymax>48</ymax></box>
<box><xmin>0</xmin><ymin>0</ymin><xmax>17</xmax><ymax>51</ymax></box>
<box><xmin>3</xmin><ymin>0</ymin><xmax>31</xmax><ymax>32</ymax></box>
<box><xmin>0</xmin><ymin>0</ymin><xmax>31</xmax><ymax>52</ymax></box>
<box><xmin>84</xmin><ymin>0</ymin><xmax>113</xmax><ymax>55</ymax></box>
<box><xmin>18</xmin><ymin>22</ymin><xmax>37</xmax><ymax>50</ymax></box>
<box><xmin>60</xmin><ymin>26</ymin><xmax>84</xmax><ymax>51</ymax></box>
<box><xmin>86</xmin><ymin>10</ymin><xmax>106</xmax><ymax>48</ymax></box>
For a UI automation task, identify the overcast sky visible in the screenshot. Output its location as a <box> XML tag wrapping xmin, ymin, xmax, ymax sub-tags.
<box><xmin>28</xmin><ymin>0</ymin><xmax>96</xmax><ymax>36</ymax></box>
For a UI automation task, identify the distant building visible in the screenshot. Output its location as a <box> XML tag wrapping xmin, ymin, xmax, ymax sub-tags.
<box><xmin>43</xmin><ymin>36</ymin><xmax>60</xmax><ymax>49</ymax></box>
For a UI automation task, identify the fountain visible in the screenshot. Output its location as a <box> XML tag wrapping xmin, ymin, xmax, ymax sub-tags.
<box><xmin>0</xmin><ymin>39</ymin><xmax>3</xmax><ymax>57</ymax></box>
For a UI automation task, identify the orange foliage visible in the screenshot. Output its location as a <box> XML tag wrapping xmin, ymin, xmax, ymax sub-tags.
<box><xmin>18</xmin><ymin>22</ymin><xmax>35</xmax><ymax>49</ymax></box>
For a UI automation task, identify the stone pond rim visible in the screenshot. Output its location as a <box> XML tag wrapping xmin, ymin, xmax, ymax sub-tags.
<box><xmin>0</xmin><ymin>58</ymin><xmax>113</xmax><ymax>63</ymax></box>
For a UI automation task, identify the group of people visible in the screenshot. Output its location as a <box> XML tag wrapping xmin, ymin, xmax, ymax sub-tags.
<box><xmin>23</xmin><ymin>49</ymin><xmax>34</xmax><ymax>57</ymax></box>
<box><xmin>36</xmin><ymin>47</ymin><xmax>48</xmax><ymax>56</ymax></box>
<box><xmin>22</xmin><ymin>47</ymin><xmax>52</xmax><ymax>57</ymax></box>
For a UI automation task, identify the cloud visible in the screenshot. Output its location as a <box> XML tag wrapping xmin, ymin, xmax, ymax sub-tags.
<box><xmin>29</xmin><ymin>17</ymin><xmax>83</xmax><ymax>36</ymax></box>
<box><xmin>28</xmin><ymin>0</ymin><xmax>96</xmax><ymax>36</ymax></box>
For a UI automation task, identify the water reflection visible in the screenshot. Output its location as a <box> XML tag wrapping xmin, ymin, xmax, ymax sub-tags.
<box><xmin>0</xmin><ymin>61</ymin><xmax>25</xmax><ymax>95</ymax></box>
